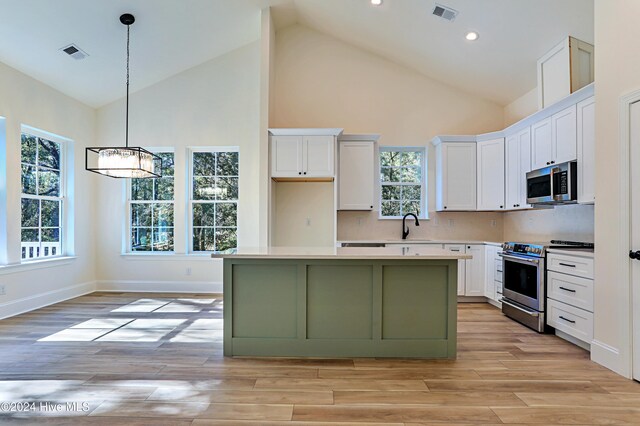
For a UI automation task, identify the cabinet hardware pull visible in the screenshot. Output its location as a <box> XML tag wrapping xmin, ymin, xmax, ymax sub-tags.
<box><xmin>551</xmin><ymin>161</ymin><xmax>555</xmax><ymax>164</ymax></box>
<box><xmin>303</xmin><ymin>172</ymin><xmax>307</xmax><ymax>175</ymax></box>
<box><xmin>559</xmin><ymin>315</ymin><xmax>576</xmax><ymax>324</ymax></box>
<box><xmin>559</xmin><ymin>262</ymin><xmax>576</xmax><ymax>267</ymax></box>
<box><xmin>559</xmin><ymin>286</ymin><xmax>576</xmax><ymax>293</ymax></box>
<box><xmin>546</xmin><ymin>161</ymin><xmax>550</xmax><ymax>165</ymax></box>
<box><xmin>370</xmin><ymin>205</ymin><xmax>373</xmax><ymax>209</ymax></box>
<box><xmin>444</xmin><ymin>206</ymin><xmax>447</xmax><ymax>209</ymax></box>
<box><xmin>500</xmin><ymin>205</ymin><xmax>503</xmax><ymax>209</ymax></box>
<box><xmin>298</xmin><ymin>172</ymin><xmax>302</xmax><ymax>175</ymax></box>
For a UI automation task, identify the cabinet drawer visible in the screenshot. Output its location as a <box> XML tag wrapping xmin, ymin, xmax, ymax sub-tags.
<box><xmin>547</xmin><ymin>299</ymin><xmax>593</xmax><ymax>343</ymax></box>
<box><xmin>495</xmin><ymin>280</ymin><xmax>503</xmax><ymax>294</ymax></box>
<box><xmin>495</xmin><ymin>259</ymin><xmax>502</xmax><ymax>272</ymax></box>
<box><xmin>547</xmin><ymin>253</ymin><xmax>593</xmax><ymax>279</ymax></box>
<box><xmin>547</xmin><ymin>271</ymin><xmax>593</xmax><ymax>312</ymax></box>
<box><xmin>495</xmin><ymin>270</ymin><xmax>503</xmax><ymax>283</ymax></box>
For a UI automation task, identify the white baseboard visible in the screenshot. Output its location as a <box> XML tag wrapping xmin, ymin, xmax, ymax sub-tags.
<box><xmin>556</xmin><ymin>329</ymin><xmax>590</xmax><ymax>351</ymax></box>
<box><xmin>96</xmin><ymin>280</ymin><xmax>222</xmax><ymax>294</ymax></box>
<box><xmin>0</xmin><ymin>281</ymin><xmax>96</xmax><ymax>320</ymax></box>
<box><xmin>591</xmin><ymin>339</ymin><xmax>631</xmax><ymax>379</ymax></box>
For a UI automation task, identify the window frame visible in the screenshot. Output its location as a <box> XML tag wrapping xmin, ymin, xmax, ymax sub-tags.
<box><xmin>126</xmin><ymin>148</ymin><xmax>175</xmax><ymax>254</ymax></box>
<box><xmin>19</xmin><ymin>126</ymin><xmax>68</xmax><ymax>262</ymax></box>
<box><xmin>188</xmin><ymin>146</ymin><xmax>239</xmax><ymax>253</ymax></box>
<box><xmin>378</xmin><ymin>146</ymin><xmax>428</xmax><ymax>220</ymax></box>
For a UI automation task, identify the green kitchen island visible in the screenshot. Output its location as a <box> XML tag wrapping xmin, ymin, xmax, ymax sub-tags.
<box><xmin>212</xmin><ymin>246</ymin><xmax>470</xmax><ymax>359</ymax></box>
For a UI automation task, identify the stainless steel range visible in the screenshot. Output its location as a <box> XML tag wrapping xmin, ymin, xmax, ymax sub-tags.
<box><xmin>500</xmin><ymin>240</ymin><xmax>594</xmax><ymax>332</ymax></box>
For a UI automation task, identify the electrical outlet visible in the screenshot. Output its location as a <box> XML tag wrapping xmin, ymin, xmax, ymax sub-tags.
<box><xmin>185</xmin><ymin>267</ymin><xmax>192</xmax><ymax>276</ymax></box>
<box><xmin>0</xmin><ymin>285</ymin><xmax>5</xmax><ymax>295</ymax></box>
<box><xmin>491</xmin><ymin>219</ymin><xmax>497</xmax><ymax>227</ymax></box>
<box><xmin>306</xmin><ymin>218</ymin><xmax>311</xmax><ymax>226</ymax></box>
<box><xmin>432</xmin><ymin>217</ymin><xmax>440</xmax><ymax>227</ymax></box>
<box><xmin>448</xmin><ymin>219</ymin><xmax>454</xmax><ymax>227</ymax></box>
<box><xmin>357</xmin><ymin>217</ymin><xmax>363</xmax><ymax>226</ymax></box>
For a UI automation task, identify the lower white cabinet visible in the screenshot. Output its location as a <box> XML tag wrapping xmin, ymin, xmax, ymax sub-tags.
<box><xmin>444</xmin><ymin>244</ymin><xmax>466</xmax><ymax>295</ymax></box>
<box><xmin>484</xmin><ymin>245</ymin><xmax>502</xmax><ymax>302</ymax></box>
<box><xmin>464</xmin><ymin>244</ymin><xmax>485</xmax><ymax>297</ymax></box>
<box><xmin>547</xmin><ymin>299</ymin><xmax>594</xmax><ymax>343</ymax></box>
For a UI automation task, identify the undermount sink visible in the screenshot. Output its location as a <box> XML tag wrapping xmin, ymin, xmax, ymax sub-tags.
<box><xmin>341</xmin><ymin>242</ymin><xmax>386</xmax><ymax>248</ymax></box>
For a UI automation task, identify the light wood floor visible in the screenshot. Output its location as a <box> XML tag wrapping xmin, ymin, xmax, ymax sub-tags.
<box><xmin>0</xmin><ymin>293</ymin><xmax>639</xmax><ymax>425</ymax></box>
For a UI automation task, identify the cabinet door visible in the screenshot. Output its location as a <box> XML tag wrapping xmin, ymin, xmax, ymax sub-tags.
<box><xmin>464</xmin><ymin>244</ymin><xmax>485</xmax><ymax>296</ymax></box>
<box><xmin>303</xmin><ymin>136</ymin><xmax>334</xmax><ymax>177</ymax></box>
<box><xmin>577</xmin><ymin>96</ymin><xmax>595</xmax><ymax>204</ymax></box>
<box><xmin>444</xmin><ymin>244</ymin><xmax>466</xmax><ymax>296</ymax></box>
<box><xmin>338</xmin><ymin>141</ymin><xmax>374</xmax><ymax>210</ymax></box>
<box><xmin>531</xmin><ymin>117</ymin><xmax>553</xmax><ymax>170</ymax></box>
<box><xmin>484</xmin><ymin>246</ymin><xmax>497</xmax><ymax>299</ymax></box>
<box><xmin>506</xmin><ymin>128</ymin><xmax>532</xmax><ymax>210</ymax></box>
<box><xmin>271</xmin><ymin>136</ymin><xmax>302</xmax><ymax>177</ymax></box>
<box><xmin>440</xmin><ymin>143</ymin><xmax>476</xmax><ymax>211</ymax></box>
<box><xmin>552</xmin><ymin>104</ymin><xmax>577</xmax><ymax>164</ymax></box>
<box><xmin>476</xmin><ymin>138</ymin><xmax>505</xmax><ymax>211</ymax></box>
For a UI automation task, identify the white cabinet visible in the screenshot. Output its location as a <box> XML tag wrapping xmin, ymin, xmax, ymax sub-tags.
<box><xmin>577</xmin><ymin>96</ymin><xmax>595</xmax><ymax>204</ymax></box>
<box><xmin>505</xmin><ymin>128</ymin><xmax>531</xmax><ymax>210</ymax></box>
<box><xmin>537</xmin><ymin>36</ymin><xmax>594</xmax><ymax>109</ymax></box>
<box><xmin>270</xmin><ymin>135</ymin><xmax>335</xmax><ymax>179</ymax></box>
<box><xmin>338</xmin><ymin>140</ymin><xmax>375</xmax><ymax>210</ymax></box>
<box><xmin>530</xmin><ymin>105</ymin><xmax>577</xmax><ymax>170</ymax></box>
<box><xmin>484</xmin><ymin>245</ymin><xmax>503</xmax><ymax>304</ymax></box>
<box><xmin>464</xmin><ymin>244</ymin><xmax>485</xmax><ymax>297</ymax></box>
<box><xmin>433</xmin><ymin>141</ymin><xmax>476</xmax><ymax>211</ymax></box>
<box><xmin>444</xmin><ymin>244</ymin><xmax>466</xmax><ymax>296</ymax></box>
<box><xmin>476</xmin><ymin>138</ymin><xmax>505</xmax><ymax>211</ymax></box>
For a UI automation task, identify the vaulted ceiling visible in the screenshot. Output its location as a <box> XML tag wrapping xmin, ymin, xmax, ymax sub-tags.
<box><xmin>0</xmin><ymin>0</ymin><xmax>593</xmax><ymax>108</ymax></box>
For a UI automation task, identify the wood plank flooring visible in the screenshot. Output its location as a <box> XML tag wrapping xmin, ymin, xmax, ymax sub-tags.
<box><xmin>0</xmin><ymin>292</ymin><xmax>638</xmax><ymax>424</ymax></box>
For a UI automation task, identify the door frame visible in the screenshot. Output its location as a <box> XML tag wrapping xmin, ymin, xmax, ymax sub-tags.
<box><xmin>622</xmin><ymin>88</ymin><xmax>640</xmax><ymax>381</ymax></box>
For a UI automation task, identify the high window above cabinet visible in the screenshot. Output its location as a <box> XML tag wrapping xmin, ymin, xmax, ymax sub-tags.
<box><xmin>269</xmin><ymin>129</ymin><xmax>342</xmax><ymax>181</ymax></box>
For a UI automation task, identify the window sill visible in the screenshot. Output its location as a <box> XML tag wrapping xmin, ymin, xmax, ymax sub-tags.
<box><xmin>0</xmin><ymin>256</ymin><xmax>77</xmax><ymax>275</ymax></box>
<box><xmin>121</xmin><ymin>253</ymin><xmax>214</xmax><ymax>261</ymax></box>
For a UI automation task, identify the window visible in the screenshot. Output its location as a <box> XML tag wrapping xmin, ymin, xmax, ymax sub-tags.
<box><xmin>129</xmin><ymin>152</ymin><xmax>174</xmax><ymax>252</ymax></box>
<box><xmin>20</xmin><ymin>133</ymin><xmax>63</xmax><ymax>260</ymax></box>
<box><xmin>379</xmin><ymin>147</ymin><xmax>426</xmax><ymax>218</ymax></box>
<box><xmin>190</xmin><ymin>149</ymin><xmax>238</xmax><ymax>252</ymax></box>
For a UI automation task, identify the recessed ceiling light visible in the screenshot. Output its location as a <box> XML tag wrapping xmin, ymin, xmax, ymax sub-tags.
<box><xmin>465</xmin><ymin>31</ymin><xmax>479</xmax><ymax>41</ymax></box>
<box><xmin>371</xmin><ymin>0</ymin><xmax>383</xmax><ymax>6</ymax></box>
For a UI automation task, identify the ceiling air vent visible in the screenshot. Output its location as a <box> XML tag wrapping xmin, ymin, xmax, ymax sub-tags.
<box><xmin>60</xmin><ymin>44</ymin><xmax>89</xmax><ymax>60</ymax></box>
<box><xmin>432</xmin><ymin>3</ymin><xmax>458</xmax><ymax>22</ymax></box>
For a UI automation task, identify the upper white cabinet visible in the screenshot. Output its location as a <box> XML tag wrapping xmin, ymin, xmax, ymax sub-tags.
<box><xmin>476</xmin><ymin>138</ymin><xmax>505</xmax><ymax>211</ymax></box>
<box><xmin>433</xmin><ymin>139</ymin><xmax>477</xmax><ymax>211</ymax></box>
<box><xmin>505</xmin><ymin>128</ymin><xmax>531</xmax><ymax>210</ymax></box>
<box><xmin>577</xmin><ymin>96</ymin><xmax>595</xmax><ymax>204</ymax></box>
<box><xmin>338</xmin><ymin>136</ymin><xmax>377</xmax><ymax>210</ymax></box>
<box><xmin>537</xmin><ymin>36</ymin><xmax>594</xmax><ymax>109</ymax></box>
<box><xmin>269</xmin><ymin>129</ymin><xmax>342</xmax><ymax>180</ymax></box>
<box><xmin>531</xmin><ymin>105</ymin><xmax>577</xmax><ymax>170</ymax></box>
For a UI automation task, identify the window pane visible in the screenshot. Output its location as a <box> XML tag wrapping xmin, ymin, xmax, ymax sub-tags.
<box><xmin>381</xmin><ymin>185</ymin><xmax>401</xmax><ymax>201</ymax></box>
<box><xmin>402</xmin><ymin>185</ymin><xmax>421</xmax><ymax>200</ymax></box>
<box><xmin>193</xmin><ymin>177</ymin><xmax>216</xmax><ymax>200</ymax></box>
<box><xmin>380</xmin><ymin>151</ymin><xmax>401</xmax><ymax>167</ymax></box>
<box><xmin>153</xmin><ymin>204</ymin><xmax>174</xmax><ymax>227</ymax></box>
<box><xmin>216</xmin><ymin>152</ymin><xmax>238</xmax><ymax>176</ymax></box>
<box><xmin>131</xmin><ymin>204</ymin><xmax>152</xmax><ymax>227</ymax></box>
<box><xmin>380</xmin><ymin>167</ymin><xmax>399</xmax><ymax>183</ymax></box>
<box><xmin>193</xmin><ymin>227</ymin><xmax>215</xmax><ymax>251</ymax></box>
<box><xmin>42</xmin><ymin>228</ymin><xmax>60</xmax><ymax>242</ymax></box>
<box><xmin>37</xmin><ymin>138</ymin><xmax>61</xmax><ymax>170</ymax></box>
<box><xmin>154</xmin><ymin>178</ymin><xmax>174</xmax><ymax>201</ymax></box>
<box><xmin>131</xmin><ymin>179</ymin><xmax>153</xmax><ymax>201</ymax></box>
<box><xmin>21</xmin><ymin>199</ymin><xmax>39</xmax><ymax>227</ymax></box>
<box><xmin>152</xmin><ymin>228</ymin><xmax>174</xmax><ymax>251</ymax></box>
<box><xmin>401</xmin><ymin>166</ymin><xmax>421</xmax><ymax>183</ymax></box>
<box><xmin>21</xmin><ymin>229</ymin><xmax>38</xmax><ymax>242</ymax></box>
<box><xmin>193</xmin><ymin>203</ymin><xmax>216</xmax><ymax>227</ymax></box>
<box><xmin>381</xmin><ymin>201</ymin><xmax>401</xmax><ymax>217</ymax></box>
<box><xmin>193</xmin><ymin>152</ymin><xmax>215</xmax><ymax>176</ymax></box>
<box><xmin>401</xmin><ymin>151</ymin><xmax>421</xmax><ymax>167</ymax></box>
<box><xmin>21</xmin><ymin>134</ymin><xmax>37</xmax><ymax>164</ymax></box>
<box><xmin>131</xmin><ymin>228</ymin><xmax>152</xmax><ymax>251</ymax></box>
<box><xmin>41</xmin><ymin>200</ymin><xmax>60</xmax><ymax>227</ymax></box>
<box><xmin>216</xmin><ymin>203</ymin><xmax>237</xmax><ymax>227</ymax></box>
<box><xmin>158</xmin><ymin>153</ymin><xmax>174</xmax><ymax>177</ymax></box>
<box><xmin>21</xmin><ymin>165</ymin><xmax>37</xmax><ymax>194</ymax></box>
<box><xmin>217</xmin><ymin>177</ymin><xmax>239</xmax><ymax>200</ymax></box>
<box><xmin>38</xmin><ymin>168</ymin><xmax>60</xmax><ymax>196</ymax></box>
<box><xmin>215</xmin><ymin>228</ymin><xmax>237</xmax><ymax>251</ymax></box>
<box><xmin>402</xmin><ymin>200</ymin><xmax>421</xmax><ymax>216</ymax></box>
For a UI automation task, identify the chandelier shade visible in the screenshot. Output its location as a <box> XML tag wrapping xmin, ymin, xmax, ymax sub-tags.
<box><xmin>85</xmin><ymin>13</ymin><xmax>161</xmax><ymax>179</ymax></box>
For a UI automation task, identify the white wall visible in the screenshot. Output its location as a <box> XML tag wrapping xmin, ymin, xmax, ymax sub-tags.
<box><xmin>273</xmin><ymin>25</ymin><xmax>506</xmax><ymax>242</ymax></box>
<box><xmin>95</xmin><ymin>41</ymin><xmax>262</xmax><ymax>292</ymax></box>
<box><xmin>504</xmin><ymin>88</ymin><xmax>538</xmax><ymax>127</ymax></box>
<box><xmin>592</xmin><ymin>0</ymin><xmax>640</xmax><ymax>378</ymax></box>
<box><xmin>0</xmin><ymin>61</ymin><xmax>97</xmax><ymax>318</ymax></box>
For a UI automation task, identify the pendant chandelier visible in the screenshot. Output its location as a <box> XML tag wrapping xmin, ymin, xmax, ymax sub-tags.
<box><xmin>86</xmin><ymin>13</ymin><xmax>162</xmax><ymax>179</ymax></box>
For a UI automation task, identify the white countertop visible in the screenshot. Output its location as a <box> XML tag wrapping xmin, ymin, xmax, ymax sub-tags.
<box><xmin>339</xmin><ymin>239</ymin><xmax>503</xmax><ymax>247</ymax></box>
<box><xmin>211</xmin><ymin>246</ymin><xmax>472</xmax><ymax>260</ymax></box>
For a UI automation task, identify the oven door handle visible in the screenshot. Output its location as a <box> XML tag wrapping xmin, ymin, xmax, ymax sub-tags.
<box><xmin>501</xmin><ymin>298</ymin><xmax>540</xmax><ymax>317</ymax></box>
<box><xmin>499</xmin><ymin>253</ymin><xmax>541</xmax><ymax>264</ymax></box>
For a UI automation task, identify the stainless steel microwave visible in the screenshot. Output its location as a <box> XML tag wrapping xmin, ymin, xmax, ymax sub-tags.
<box><xmin>526</xmin><ymin>161</ymin><xmax>577</xmax><ymax>205</ymax></box>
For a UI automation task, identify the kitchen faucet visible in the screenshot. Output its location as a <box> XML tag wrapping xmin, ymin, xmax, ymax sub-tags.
<box><xmin>402</xmin><ymin>213</ymin><xmax>420</xmax><ymax>240</ymax></box>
